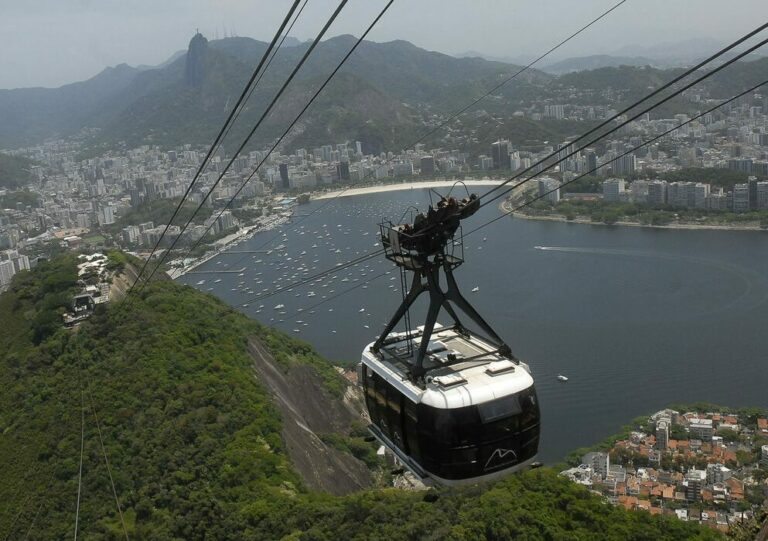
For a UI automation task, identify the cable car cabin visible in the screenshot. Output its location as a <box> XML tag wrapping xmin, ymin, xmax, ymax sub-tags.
<box><xmin>359</xmin><ymin>325</ymin><xmax>540</xmax><ymax>486</ymax></box>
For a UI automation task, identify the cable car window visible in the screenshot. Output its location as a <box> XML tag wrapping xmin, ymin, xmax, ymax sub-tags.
<box><xmin>403</xmin><ymin>399</ymin><xmax>421</xmax><ymax>460</ymax></box>
<box><xmin>365</xmin><ymin>370</ymin><xmax>383</xmax><ymax>429</ymax></box>
<box><xmin>477</xmin><ymin>394</ymin><xmax>522</xmax><ymax>423</ymax></box>
<box><xmin>386</xmin><ymin>385</ymin><xmax>402</xmax><ymax>415</ymax></box>
<box><xmin>386</xmin><ymin>383</ymin><xmax>404</xmax><ymax>447</ymax></box>
<box><xmin>373</xmin><ymin>374</ymin><xmax>387</xmax><ymax>407</ymax></box>
<box><xmin>433</xmin><ymin>408</ymin><xmax>457</xmax><ymax>445</ymax></box>
<box><xmin>452</xmin><ymin>407</ymin><xmax>481</xmax><ymax>446</ymax></box>
<box><xmin>519</xmin><ymin>389</ymin><xmax>539</xmax><ymax>429</ymax></box>
<box><xmin>451</xmin><ymin>446</ymin><xmax>479</xmax><ymax>466</ymax></box>
<box><xmin>364</xmin><ymin>368</ymin><xmax>376</xmax><ymax>398</ymax></box>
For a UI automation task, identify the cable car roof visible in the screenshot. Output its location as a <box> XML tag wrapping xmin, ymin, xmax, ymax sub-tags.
<box><xmin>362</xmin><ymin>326</ymin><xmax>534</xmax><ymax>410</ymax></box>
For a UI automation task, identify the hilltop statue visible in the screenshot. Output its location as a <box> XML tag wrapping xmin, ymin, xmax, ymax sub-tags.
<box><xmin>185</xmin><ymin>32</ymin><xmax>208</xmax><ymax>87</ymax></box>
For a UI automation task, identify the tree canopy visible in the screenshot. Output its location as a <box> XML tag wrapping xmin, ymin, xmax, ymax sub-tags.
<box><xmin>0</xmin><ymin>255</ymin><xmax>724</xmax><ymax>540</ymax></box>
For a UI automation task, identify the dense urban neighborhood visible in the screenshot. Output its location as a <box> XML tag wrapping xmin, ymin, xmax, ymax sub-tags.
<box><xmin>3</xmin><ymin>83</ymin><xmax>768</xmax><ymax>288</ymax></box>
<box><xmin>562</xmin><ymin>407</ymin><xmax>768</xmax><ymax>533</ymax></box>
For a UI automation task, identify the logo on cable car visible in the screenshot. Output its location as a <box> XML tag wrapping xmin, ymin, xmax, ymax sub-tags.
<box><xmin>484</xmin><ymin>448</ymin><xmax>518</xmax><ymax>471</ymax></box>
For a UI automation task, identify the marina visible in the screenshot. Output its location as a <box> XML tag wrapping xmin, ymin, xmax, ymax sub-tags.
<box><xmin>179</xmin><ymin>188</ymin><xmax>768</xmax><ymax>463</ymax></box>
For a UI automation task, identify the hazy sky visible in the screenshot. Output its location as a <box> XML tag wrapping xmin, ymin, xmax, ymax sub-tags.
<box><xmin>0</xmin><ymin>0</ymin><xmax>765</xmax><ymax>89</ymax></box>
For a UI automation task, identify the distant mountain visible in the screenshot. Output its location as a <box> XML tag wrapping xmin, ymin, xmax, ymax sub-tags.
<box><xmin>541</xmin><ymin>54</ymin><xmax>660</xmax><ymax>74</ymax></box>
<box><xmin>611</xmin><ymin>38</ymin><xmax>766</xmax><ymax>68</ymax></box>
<box><xmin>555</xmin><ymin>57</ymin><xmax>768</xmax><ymax>101</ymax></box>
<box><xmin>0</xmin><ymin>34</ymin><xmax>551</xmax><ymax>153</ymax></box>
<box><xmin>453</xmin><ymin>50</ymin><xmax>533</xmax><ymax>66</ymax></box>
<box><xmin>281</xmin><ymin>35</ymin><xmax>303</xmax><ymax>48</ymax></box>
<box><xmin>613</xmin><ymin>37</ymin><xmax>724</xmax><ymax>63</ymax></box>
<box><xmin>0</xmin><ymin>63</ymin><xmax>142</xmax><ymax>148</ymax></box>
<box><xmin>459</xmin><ymin>39</ymin><xmax>767</xmax><ymax>73</ymax></box>
<box><xmin>135</xmin><ymin>49</ymin><xmax>186</xmax><ymax>71</ymax></box>
<box><xmin>0</xmin><ymin>33</ymin><xmax>764</xmax><ymax>153</ymax></box>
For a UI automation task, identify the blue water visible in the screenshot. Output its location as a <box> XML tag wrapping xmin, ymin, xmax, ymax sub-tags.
<box><xmin>179</xmin><ymin>188</ymin><xmax>768</xmax><ymax>463</ymax></box>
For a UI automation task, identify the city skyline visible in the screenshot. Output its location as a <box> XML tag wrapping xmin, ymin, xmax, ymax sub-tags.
<box><xmin>1</xmin><ymin>0</ymin><xmax>766</xmax><ymax>89</ymax></box>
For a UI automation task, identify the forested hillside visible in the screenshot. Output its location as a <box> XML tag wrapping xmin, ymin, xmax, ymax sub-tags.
<box><xmin>2</xmin><ymin>32</ymin><xmax>764</xmax><ymax>154</ymax></box>
<box><xmin>0</xmin><ymin>255</ymin><xmax>722</xmax><ymax>540</ymax></box>
<box><xmin>0</xmin><ymin>153</ymin><xmax>34</xmax><ymax>189</ymax></box>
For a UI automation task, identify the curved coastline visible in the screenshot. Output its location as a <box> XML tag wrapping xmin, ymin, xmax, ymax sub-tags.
<box><xmin>501</xmin><ymin>199</ymin><xmax>766</xmax><ymax>232</ymax></box>
<box><xmin>313</xmin><ymin>179</ymin><xmax>504</xmax><ymax>200</ymax></box>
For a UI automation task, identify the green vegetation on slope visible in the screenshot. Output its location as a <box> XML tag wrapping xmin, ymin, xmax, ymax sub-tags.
<box><xmin>0</xmin><ymin>255</ymin><xmax>723</xmax><ymax>540</ymax></box>
<box><xmin>106</xmin><ymin>197</ymin><xmax>206</xmax><ymax>235</ymax></box>
<box><xmin>0</xmin><ymin>153</ymin><xmax>35</xmax><ymax>190</ymax></box>
<box><xmin>661</xmin><ymin>167</ymin><xmax>763</xmax><ymax>190</ymax></box>
<box><xmin>0</xmin><ymin>189</ymin><xmax>41</xmax><ymax>209</ymax></box>
<box><xmin>530</xmin><ymin>198</ymin><xmax>768</xmax><ymax>228</ymax></box>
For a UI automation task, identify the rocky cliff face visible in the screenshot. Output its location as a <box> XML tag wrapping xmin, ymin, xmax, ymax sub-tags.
<box><xmin>247</xmin><ymin>337</ymin><xmax>374</xmax><ymax>494</ymax></box>
<box><xmin>184</xmin><ymin>32</ymin><xmax>208</xmax><ymax>87</ymax></box>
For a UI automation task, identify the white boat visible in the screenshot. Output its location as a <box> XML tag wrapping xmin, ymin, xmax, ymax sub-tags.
<box><xmin>359</xmin><ymin>308</ymin><xmax>366</xmax><ymax>313</ymax></box>
<box><xmin>307</xmin><ymin>292</ymin><xmax>316</xmax><ymax>297</ymax></box>
<box><xmin>557</xmin><ymin>374</ymin><xmax>568</xmax><ymax>382</ymax></box>
<box><xmin>214</xmin><ymin>278</ymin><xmax>222</xmax><ymax>283</ymax></box>
<box><xmin>274</xmin><ymin>304</ymin><xmax>285</xmax><ymax>310</ymax></box>
<box><xmin>472</xmin><ymin>286</ymin><xmax>480</xmax><ymax>292</ymax></box>
<box><xmin>196</xmin><ymin>279</ymin><xmax>205</xmax><ymax>285</ymax></box>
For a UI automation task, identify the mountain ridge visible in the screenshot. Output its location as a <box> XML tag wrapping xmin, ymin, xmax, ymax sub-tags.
<box><xmin>0</xmin><ymin>34</ymin><xmax>764</xmax><ymax>153</ymax></box>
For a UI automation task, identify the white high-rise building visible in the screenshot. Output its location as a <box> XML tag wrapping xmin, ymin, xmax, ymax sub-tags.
<box><xmin>656</xmin><ymin>420</ymin><xmax>669</xmax><ymax>450</ymax></box>
<box><xmin>0</xmin><ymin>260</ymin><xmax>15</xmax><ymax>286</ymax></box>
<box><xmin>756</xmin><ymin>181</ymin><xmax>768</xmax><ymax>210</ymax></box>
<box><xmin>100</xmin><ymin>205</ymin><xmax>115</xmax><ymax>225</ymax></box>
<box><xmin>537</xmin><ymin>177</ymin><xmax>560</xmax><ymax>204</ymax></box>
<box><xmin>122</xmin><ymin>226</ymin><xmax>140</xmax><ymax>244</ymax></box>
<box><xmin>602</xmin><ymin>178</ymin><xmax>626</xmax><ymax>202</ymax></box>
<box><xmin>647</xmin><ymin>180</ymin><xmax>667</xmax><ymax>205</ymax></box>
<box><xmin>733</xmin><ymin>183</ymin><xmax>750</xmax><ymax>213</ymax></box>
<box><xmin>693</xmin><ymin>183</ymin><xmax>710</xmax><ymax>209</ymax></box>
<box><xmin>12</xmin><ymin>254</ymin><xmax>30</xmax><ymax>272</ymax></box>
<box><xmin>706</xmin><ymin>463</ymin><xmax>732</xmax><ymax>485</ymax></box>
<box><xmin>611</xmin><ymin>154</ymin><xmax>636</xmax><ymax>175</ymax></box>
<box><xmin>544</xmin><ymin>104</ymin><xmax>565</xmax><ymax>119</ymax></box>
<box><xmin>685</xmin><ymin>470</ymin><xmax>706</xmax><ymax>501</ymax></box>
<box><xmin>629</xmin><ymin>180</ymin><xmax>649</xmax><ymax>202</ymax></box>
<box><xmin>689</xmin><ymin>419</ymin><xmax>714</xmax><ymax>441</ymax></box>
<box><xmin>76</xmin><ymin>213</ymin><xmax>91</xmax><ymax>229</ymax></box>
<box><xmin>582</xmin><ymin>452</ymin><xmax>610</xmax><ymax>478</ymax></box>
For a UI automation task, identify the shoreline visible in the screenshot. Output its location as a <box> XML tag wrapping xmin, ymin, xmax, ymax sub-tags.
<box><xmin>173</xmin><ymin>180</ymin><xmax>765</xmax><ymax>280</ymax></box>
<box><xmin>313</xmin><ymin>179</ymin><xmax>504</xmax><ymax>200</ymax></box>
<box><xmin>168</xmin><ymin>214</ymin><xmax>291</xmax><ymax>279</ymax></box>
<box><xmin>501</xmin><ymin>200</ymin><xmax>767</xmax><ymax>232</ymax></box>
<box><xmin>171</xmin><ymin>180</ymin><xmax>503</xmax><ymax>279</ymax></box>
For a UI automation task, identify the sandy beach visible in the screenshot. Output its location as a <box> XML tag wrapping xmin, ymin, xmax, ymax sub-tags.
<box><xmin>314</xmin><ymin>179</ymin><xmax>504</xmax><ymax>200</ymax></box>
